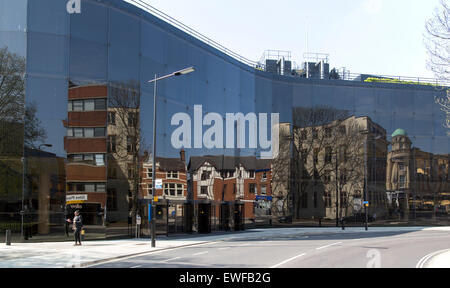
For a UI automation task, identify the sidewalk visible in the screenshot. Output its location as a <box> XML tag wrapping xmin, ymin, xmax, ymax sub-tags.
<box><xmin>1</xmin><ymin>226</ymin><xmax>449</xmax><ymax>268</ymax></box>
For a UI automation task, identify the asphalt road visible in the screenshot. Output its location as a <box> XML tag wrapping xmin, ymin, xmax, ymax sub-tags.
<box><xmin>88</xmin><ymin>229</ymin><xmax>450</xmax><ymax>268</ymax></box>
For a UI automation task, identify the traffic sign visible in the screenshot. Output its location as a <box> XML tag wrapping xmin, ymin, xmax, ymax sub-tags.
<box><xmin>136</xmin><ymin>215</ymin><xmax>141</xmax><ymax>225</ymax></box>
<box><xmin>155</xmin><ymin>179</ymin><xmax>163</xmax><ymax>189</ymax></box>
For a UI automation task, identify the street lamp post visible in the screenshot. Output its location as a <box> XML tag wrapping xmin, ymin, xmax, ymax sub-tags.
<box><xmin>148</xmin><ymin>67</ymin><xmax>195</xmax><ymax>247</ymax></box>
<box><xmin>362</xmin><ymin>131</ymin><xmax>382</xmax><ymax>231</ymax></box>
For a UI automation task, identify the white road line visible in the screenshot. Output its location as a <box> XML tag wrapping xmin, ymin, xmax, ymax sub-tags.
<box><xmin>131</xmin><ymin>265</ymin><xmax>142</xmax><ymax>268</ymax></box>
<box><xmin>270</xmin><ymin>253</ymin><xmax>306</xmax><ymax>268</ymax></box>
<box><xmin>160</xmin><ymin>256</ymin><xmax>181</xmax><ymax>263</ymax></box>
<box><xmin>316</xmin><ymin>242</ymin><xmax>343</xmax><ymax>250</ymax></box>
<box><xmin>193</xmin><ymin>251</ymin><xmax>209</xmax><ymax>256</ymax></box>
<box><xmin>218</xmin><ymin>247</ymin><xmax>230</xmax><ymax>250</ymax></box>
<box><xmin>85</xmin><ymin>241</ymin><xmax>220</xmax><ymax>267</ymax></box>
<box><xmin>416</xmin><ymin>249</ymin><xmax>450</xmax><ymax>268</ymax></box>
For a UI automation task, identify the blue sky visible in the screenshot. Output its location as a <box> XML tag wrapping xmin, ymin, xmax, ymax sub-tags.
<box><xmin>127</xmin><ymin>0</ymin><xmax>442</xmax><ymax>79</ymax></box>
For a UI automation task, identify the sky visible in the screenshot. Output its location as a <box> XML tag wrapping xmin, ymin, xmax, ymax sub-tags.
<box><xmin>126</xmin><ymin>0</ymin><xmax>442</xmax><ymax>79</ymax></box>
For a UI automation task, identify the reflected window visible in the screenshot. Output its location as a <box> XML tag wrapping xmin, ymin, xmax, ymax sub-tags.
<box><xmin>108</xmin><ymin>112</ymin><xmax>116</xmax><ymax>125</ymax></box>
<box><xmin>94</xmin><ymin>127</ymin><xmax>105</xmax><ymax>137</ymax></box>
<box><xmin>73</xmin><ymin>100</ymin><xmax>83</xmax><ymax>111</ymax></box>
<box><xmin>167</xmin><ymin>171</ymin><xmax>179</xmax><ymax>179</ymax></box>
<box><xmin>84</xmin><ymin>128</ymin><xmax>94</xmax><ymax>138</ymax></box>
<box><xmin>74</xmin><ymin>128</ymin><xmax>83</xmax><ymax>137</ymax></box>
<box><xmin>177</xmin><ymin>184</ymin><xmax>183</xmax><ymax>196</ymax></box>
<box><xmin>261</xmin><ymin>185</ymin><xmax>267</xmax><ymax>195</ymax></box>
<box><xmin>68</xmin><ymin>99</ymin><xmax>106</xmax><ymax>111</ymax></box>
<box><xmin>84</xmin><ymin>99</ymin><xmax>95</xmax><ymax>111</ymax></box>
<box><xmin>147</xmin><ymin>169</ymin><xmax>152</xmax><ymax>178</ymax></box>
<box><xmin>97</xmin><ymin>183</ymin><xmax>106</xmax><ymax>192</ymax></box>
<box><xmin>95</xmin><ymin>98</ymin><xmax>106</xmax><ymax>110</ymax></box>
<box><xmin>67</xmin><ymin>127</ymin><xmax>106</xmax><ymax>138</ymax></box>
<box><xmin>249</xmin><ymin>183</ymin><xmax>256</xmax><ymax>194</ymax></box>
<box><xmin>95</xmin><ymin>154</ymin><xmax>105</xmax><ymax>166</ymax></box>
<box><xmin>108</xmin><ymin>135</ymin><xmax>116</xmax><ymax>152</ymax></box>
<box><xmin>399</xmin><ymin>175</ymin><xmax>406</xmax><ymax>188</ymax></box>
<box><xmin>68</xmin><ymin>182</ymin><xmax>106</xmax><ymax>192</ymax></box>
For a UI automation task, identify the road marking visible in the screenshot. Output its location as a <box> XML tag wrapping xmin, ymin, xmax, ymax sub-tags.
<box><xmin>131</xmin><ymin>265</ymin><xmax>142</xmax><ymax>268</ymax></box>
<box><xmin>316</xmin><ymin>242</ymin><xmax>343</xmax><ymax>250</ymax></box>
<box><xmin>85</xmin><ymin>241</ymin><xmax>220</xmax><ymax>267</ymax></box>
<box><xmin>270</xmin><ymin>253</ymin><xmax>306</xmax><ymax>268</ymax></box>
<box><xmin>218</xmin><ymin>247</ymin><xmax>230</xmax><ymax>250</ymax></box>
<box><xmin>193</xmin><ymin>251</ymin><xmax>209</xmax><ymax>256</ymax></box>
<box><xmin>160</xmin><ymin>257</ymin><xmax>181</xmax><ymax>263</ymax></box>
<box><xmin>416</xmin><ymin>249</ymin><xmax>450</xmax><ymax>268</ymax></box>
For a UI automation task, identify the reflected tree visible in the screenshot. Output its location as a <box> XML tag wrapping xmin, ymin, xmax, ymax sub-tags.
<box><xmin>435</xmin><ymin>90</ymin><xmax>450</xmax><ymax>136</ymax></box>
<box><xmin>287</xmin><ymin>106</ymin><xmax>367</xmax><ymax>220</ymax></box>
<box><xmin>108</xmin><ymin>81</ymin><xmax>142</xmax><ymax>218</ymax></box>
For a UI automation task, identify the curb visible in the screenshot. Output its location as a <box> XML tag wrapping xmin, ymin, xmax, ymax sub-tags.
<box><xmin>79</xmin><ymin>240</ymin><xmax>219</xmax><ymax>268</ymax></box>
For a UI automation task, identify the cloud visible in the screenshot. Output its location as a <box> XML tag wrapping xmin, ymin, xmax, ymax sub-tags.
<box><xmin>363</xmin><ymin>0</ymin><xmax>382</xmax><ymax>14</ymax></box>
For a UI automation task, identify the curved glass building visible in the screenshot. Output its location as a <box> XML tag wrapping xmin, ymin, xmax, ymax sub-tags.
<box><xmin>0</xmin><ymin>0</ymin><xmax>449</xmax><ymax>241</ymax></box>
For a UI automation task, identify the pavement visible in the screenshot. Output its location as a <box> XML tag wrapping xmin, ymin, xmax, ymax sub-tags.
<box><xmin>1</xmin><ymin>226</ymin><xmax>450</xmax><ymax>268</ymax></box>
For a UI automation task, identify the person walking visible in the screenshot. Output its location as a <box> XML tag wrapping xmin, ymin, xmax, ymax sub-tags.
<box><xmin>73</xmin><ymin>210</ymin><xmax>83</xmax><ymax>246</ymax></box>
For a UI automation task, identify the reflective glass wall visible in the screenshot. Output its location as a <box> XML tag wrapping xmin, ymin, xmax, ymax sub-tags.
<box><xmin>1</xmin><ymin>0</ymin><xmax>448</xmax><ymax>241</ymax></box>
<box><xmin>0</xmin><ymin>0</ymin><xmax>27</xmax><ymax>241</ymax></box>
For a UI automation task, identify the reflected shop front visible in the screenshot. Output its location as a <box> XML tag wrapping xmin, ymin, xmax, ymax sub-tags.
<box><xmin>0</xmin><ymin>0</ymin><xmax>449</xmax><ymax>241</ymax></box>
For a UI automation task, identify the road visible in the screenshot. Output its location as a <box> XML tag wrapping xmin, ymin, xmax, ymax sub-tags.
<box><xmin>88</xmin><ymin>229</ymin><xmax>450</xmax><ymax>268</ymax></box>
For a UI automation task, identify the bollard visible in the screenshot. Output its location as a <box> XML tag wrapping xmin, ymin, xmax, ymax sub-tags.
<box><xmin>5</xmin><ymin>230</ymin><xmax>11</xmax><ymax>245</ymax></box>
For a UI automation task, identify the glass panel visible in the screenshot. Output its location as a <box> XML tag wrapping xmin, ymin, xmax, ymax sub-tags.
<box><xmin>94</xmin><ymin>98</ymin><xmax>106</xmax><ymax>110</ymax></box>
<box><xmin>84</xmin><ymin>99</ymin><xmax>95</xmax><ymax>111</ymax></box>
<box><xmin>94</xmin><ymin>127</ymin><xmax>105</xmax><ymax>137</ymax></box>
<box><xmin>85</xmin><ymin>183</ymin><xmax>95</xmax><ymax>192</ymax></box>
<box><xmin>97</xmin><ymin>183</ymin><xmax>106</xmax><ymax>192</ymax></box>
<box><xmin>73</xmin><ymin>100</ymin><xmax>83</xmax><ymax>111</ymax></box>
<box><xmin>74</xmin><ymin>128</ymin><xmax>83</xmax><ymax>137</ymax></box>
<box><xmin>95</xmin><ymin>154</ymin><xmax>105</xmax><ymax>166</ymax></box>
<box><xmin>84</xmin><ymin>128</ymin><xmax>94</xmax><ymax>138</ymax></box>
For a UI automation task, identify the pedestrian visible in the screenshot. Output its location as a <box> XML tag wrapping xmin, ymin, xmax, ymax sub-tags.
<box><xmin>73</xmin><ymin>210</ymin><xmax>83</xmax><ymax>246</ymax></box>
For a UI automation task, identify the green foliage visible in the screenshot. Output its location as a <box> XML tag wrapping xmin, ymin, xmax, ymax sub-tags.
<box><xmin>364</xmin><ymin>77</ymin><xmax>443</xmax><ymax>87</ymax></box>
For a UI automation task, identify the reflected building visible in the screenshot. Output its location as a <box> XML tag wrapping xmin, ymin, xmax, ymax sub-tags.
<box><xmin>386</xmin><ymin>129</ymin><xmax>450</xmax><ymax>221</ymax></box>
<box><xmin>276</xmin><ymin>115</ymin><xmax>388</xmax><ymax>221</ymax></box>
<box><xmin>188</xmin><ymin>156</ymin><xmax>272</xmax><ymax>228</ymax></box>
<box><xmin>139</xmin><ymin>150</ymin><xmax>188</xmax><ymax>201</ymax></box>
<box><xmin>64</xmin><ymin>84</ymin><xmax>108</xmax><ymax>227</ymax></box>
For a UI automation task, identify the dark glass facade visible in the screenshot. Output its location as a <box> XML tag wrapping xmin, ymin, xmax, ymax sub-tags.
<box><xmin>0</xmin><ymin>0</ymin><xmax>448</xmax><ymax>241</ymax></box>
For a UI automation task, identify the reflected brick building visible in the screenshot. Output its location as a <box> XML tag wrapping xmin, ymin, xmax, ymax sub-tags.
<box><xmin>188</xmin><ymin>156</ymin><xmax>272</xmax><ymax>226</ymax></box>
<box><xmin>139</xmin><ymin>150</ymin><xmax>188</xmax><ymax>201</ymax></box>
<box><xmin>64</xmin><ymin>84</ymin><xmax>108</xmax><ymax>225</ymax></box>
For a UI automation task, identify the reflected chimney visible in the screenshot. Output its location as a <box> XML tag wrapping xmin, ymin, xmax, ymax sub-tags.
<box><xmin>180</xmin><ymin>149</ymin><xmax>185</xmax><ymax>163</ymax></box>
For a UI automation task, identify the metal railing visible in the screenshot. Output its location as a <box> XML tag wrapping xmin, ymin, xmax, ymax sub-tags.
<box><xmin>127</xmin><ymin>0</ymin><xmax>449</xmax><ymax>87</ymax></box>
<box><xmin>128</xmin><ymin>0</ymin><xmax>260</xmax><ymax>68</ymax></box>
